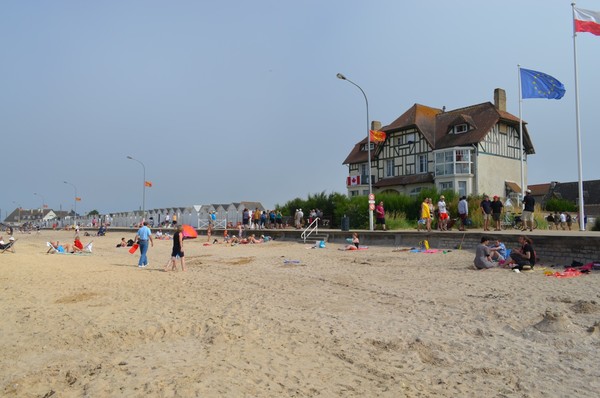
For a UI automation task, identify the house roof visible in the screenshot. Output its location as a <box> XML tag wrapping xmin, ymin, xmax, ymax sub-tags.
<box><xmin>344</xmin><ymin>98</ymin><xmax>534</xmax><ymax>165</ymax></box>
<box><xmin>381</xmin><ymin>104</ymin><xmax>441</xmax><ymax>146</ymax></box>
<box><xmin>374</xmin><ymin>173</ymin><xmax>434</xmax><ymax>188</ymax></box>
<box><xmin>434</xmin><ymin>102</ymin><xmax>533</xmax><ymax>152</ymax></box>
<box><xmin>548</xmin><ymin>180</ymin><xmax>600</xmax><ymax>205</ymax></box>
<box><xmin>342</xmin><ymin>137</ymin><xmax>383</xmax><ymax>165</ymax></box>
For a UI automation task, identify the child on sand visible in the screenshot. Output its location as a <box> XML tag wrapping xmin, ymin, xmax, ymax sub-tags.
<box><xmin>164</xmin><ymin>225</ymin><xmax>186</xmax><ymax>272</ymax></box>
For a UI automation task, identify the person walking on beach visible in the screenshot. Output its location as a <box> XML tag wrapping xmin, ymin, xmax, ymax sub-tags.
<box><xmin>164</xmin><ymin>225</ymin><xmax>185</xmax><ymax>272</ymax></box>
<box><xmin>206</xmin><ymin>223</ymin><xmax>213</xmax><ymax>242</ymax></box>
<box><xmin>136</xmin><ymin>221</ymin><xmax>154</xmax><ymax>268</ymax></box>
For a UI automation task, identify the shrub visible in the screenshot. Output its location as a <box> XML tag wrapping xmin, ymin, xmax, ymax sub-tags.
<box><xmin>545</xmin><ymin>198</ymin><xmax>577</xmax><ymax>212</ymax></box>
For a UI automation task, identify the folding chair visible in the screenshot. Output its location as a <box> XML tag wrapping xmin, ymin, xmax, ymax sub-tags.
<box><xmin>1</xmin><ymin>239</ymin><xmax>16</xmax><ymax>253</ymax></box>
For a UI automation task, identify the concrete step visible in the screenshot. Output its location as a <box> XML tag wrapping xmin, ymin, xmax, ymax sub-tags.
<box><xmin>298</xmin><ymin>233</ymin><xmax>329</xmax><ymax>243</ymax></box>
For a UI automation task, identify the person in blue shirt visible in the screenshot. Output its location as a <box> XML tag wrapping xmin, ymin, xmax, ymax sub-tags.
<box><xmin>488</xmin><ymin>239</ymin><xmax>507</xmax><ymax>261</ymax></box>
<box><xmin>136</xmin><ymin>221</ymin><xmax>154</xmax><ymax>268</ymax></box>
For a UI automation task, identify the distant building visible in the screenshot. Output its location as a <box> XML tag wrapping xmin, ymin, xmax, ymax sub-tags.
<box><xmin>343</xmin><ymin>88</ymin><xmax>533</xmax><ymax>200</ymax></box>
<box><xmin>530</xmin><ymin>180</ymin><xmax>600</xmax><ymax>217</ymax></box>
<box><xmin>108</xmin><ymin>201</ymin><xmax>265</xmax><ymax>228</ymax></box>
<box><xmin>3</xmin><ymin>208</ymin><xmax>71</xmax><ymax>225</ymax></box>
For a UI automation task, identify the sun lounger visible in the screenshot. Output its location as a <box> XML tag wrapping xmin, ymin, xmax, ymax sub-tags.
<box><xmin>1</xmin><ymin>238</ymin><xmax>16</xmax><ymax>253</ymax></box>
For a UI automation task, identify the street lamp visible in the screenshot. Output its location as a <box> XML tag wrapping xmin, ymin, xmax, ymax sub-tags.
<box><xmin>337</xmin><ymin>72</ymin><xmax>374</xmax><ymax>231</ymax></box>
<box><xmin>63</xmin><ymin>181</ymin><xmax>77</xmax><ymax>229</ymax></box>
<box><xmin>127</xmin><ymin>155</ymin><xmax>147</xmax><ymax>223</ymax></box>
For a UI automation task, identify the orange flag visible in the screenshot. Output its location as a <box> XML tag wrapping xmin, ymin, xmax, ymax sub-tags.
<box><xmin>369</xmin><ymin>130</ymin><xmax>386</xmax><ymax>142</ymax></box>
<box><xmin>145</xmin><ymin>181</ymin><xmax>153</xmax><ymax>187</ymax></box>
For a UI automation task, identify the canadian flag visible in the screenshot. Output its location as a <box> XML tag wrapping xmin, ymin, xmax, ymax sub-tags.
<box><xmin>347</xmin><ymin>175</ymin><xmax>360</xmax><ymax>186</ymax></box>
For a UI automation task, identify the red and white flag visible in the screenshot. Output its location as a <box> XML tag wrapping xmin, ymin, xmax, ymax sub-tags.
<box><xmin>347</xmin><ymin>175</ymin><xmax>360</xmax><ymax>186</ymax></box>
<box><xmin>574</xmin><ymin>7</ymin><xmax>600</xmax><ymax>36</ymax></box>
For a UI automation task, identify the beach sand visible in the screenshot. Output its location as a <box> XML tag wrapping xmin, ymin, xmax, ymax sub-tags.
<box><xmin>1</xmin><ymin>230</ymin><xmax>599</xmax><ymax>397</ymax></box>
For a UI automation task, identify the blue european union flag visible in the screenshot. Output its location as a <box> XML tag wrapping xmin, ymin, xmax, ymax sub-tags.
<box><xmin>520</xmin><ymin>68</ymin><xmax>565</xmax><ymax>99</ymax></box>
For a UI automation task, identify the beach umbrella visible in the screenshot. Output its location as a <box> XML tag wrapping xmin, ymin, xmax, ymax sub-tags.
<box><xmin>181</xmin><ymin>224</ymin><xmax>198</xmax><ymax>239</ymax></box>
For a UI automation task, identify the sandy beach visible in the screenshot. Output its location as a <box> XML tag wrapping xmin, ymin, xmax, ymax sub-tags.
<box><xmin>1</xmin><ymin>230</ymin><xmax>599</xmax><ymax>397</ymax></box>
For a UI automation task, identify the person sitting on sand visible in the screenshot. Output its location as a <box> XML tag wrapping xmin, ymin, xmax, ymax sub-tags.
<box><xmin>229</xmin><ymin>235</ymin><xmax>239</xmax><ymax>245</ymax></box>
<box><xmin>47</xmin><ymin>241</ymin><xmax>71</xmax><ymax>254</ymax></box>
<box><xmin>474</xmin><ymin>236</ymin><xmax>496</xmax><ymax>269</ymax></box>
<box><xmin>248</xmin><ymin>234</ymin><xmax>264</xmax><ymax>244</ymax></box>
<box><xmin>340</xmin><ymin>233</ymin><xmax>361</xmax><ymax>250</ymax></box>
<box><xmin>488</xmin><ymin>239</ymin><xmax>507</xmax><ymax>261</ymax></box>
<box><xmin>72</xmin><ymin>236</ymin><xmax>84</xmax><ymax>252</ymax></box>
<box><xmin>116</xmin><ymin>237</ymin><xmax>127</xmax><ymax>248</ymax></box>
<box><xmin>223</xmin><ymin>229</ymin><xmax>230</xmax><ymax>244</ymax></box>
<box><xmin>506</xmin><ymin>236</ymin><xmax>536</xmax><ymax>271</ymax></box>
<box><xmin>0</xmin><ymin>236</ymin><xmax>12</xmax><ymax>250</ymax></box>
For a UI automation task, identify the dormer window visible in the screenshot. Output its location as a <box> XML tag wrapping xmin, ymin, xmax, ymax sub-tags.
<box><xmin>453</xmin><ymin>124</ymin><xmax>468</xmax><ymax>134</ymax></box>
<box><xmin>361</xmin><ymin>142</ymin><xmax>375</xmax><ymax>151</ymax></box>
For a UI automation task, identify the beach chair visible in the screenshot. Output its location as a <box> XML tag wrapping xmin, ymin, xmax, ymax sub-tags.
<box><xmin>46</xmin><ymin>242</ymin><xmax>65</xmax><ymax>254</ymax></box>
<box><xmin>1</xmin><ymin>239</ymin><xmax>16</xmax><ymax>253</ymax></box>
<box><xmin>46</xmin><ymin>241</ymin><xmax>93</xmax><ymax>255</ymax></box>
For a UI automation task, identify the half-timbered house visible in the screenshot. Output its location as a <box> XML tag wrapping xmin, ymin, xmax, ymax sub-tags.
<box><xmin>343</xmin><ymin>89</ymin><xmax>533</xmax><ymax>200</ymax></box>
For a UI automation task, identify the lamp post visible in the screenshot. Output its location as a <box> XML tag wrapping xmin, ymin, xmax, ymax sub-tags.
<box><xmin>127</xmin><ymin>155</ymin><xmax>146</xmax><ymax>223</ymax></box>
<box><xmin>337</xmin><ymin>72</ymin><xmax>374</xmax><ymax>231</ymax></box>
<box><xmin>63</xmin><ymin>181</ymin><xmax>77</xmax><ymax>229</ymax></box>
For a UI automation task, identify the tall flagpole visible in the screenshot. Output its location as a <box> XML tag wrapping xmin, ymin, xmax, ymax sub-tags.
<box><xmin>517</xmin><ymin>64</ymin><xmax>525</xmax><ymax>204</ymax></box>
<box><xmin>572</xmin><ymin>2</ymin><xmax>586</xmax><ymax>231</ymax></box>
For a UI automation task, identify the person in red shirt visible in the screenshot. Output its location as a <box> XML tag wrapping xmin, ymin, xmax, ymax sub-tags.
<box><xmin>72</xmin><ymin>235</ymin><xmax>84</xmax><ymax>252</ymax></box>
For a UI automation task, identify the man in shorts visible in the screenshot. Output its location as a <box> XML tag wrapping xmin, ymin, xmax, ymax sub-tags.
<box><xmin>480</xmin><ymin>195</ymin><xmax>492</xmax><ymax>231</ymax></box>
<box><xmin>490</xmin><ymin>195</ymin><xmax>504</xmax><ymax>231</ymax></box>
<box><xmin>521</xmin><ymin>189</ymin><xmax>535</xmax><ymax>231</ymax></box>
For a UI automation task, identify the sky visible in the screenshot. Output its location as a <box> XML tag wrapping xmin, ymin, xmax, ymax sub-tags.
<box><xmin>2</xmin><ymin>0</ymin><xmax>599</xmax><ymax>218</ymax></box>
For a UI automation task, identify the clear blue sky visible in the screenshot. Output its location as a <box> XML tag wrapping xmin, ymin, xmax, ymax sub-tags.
<box><xmin>2</xmin><ymin>1</ymin><xmax>598</xmax><ymax>217</ymax></box>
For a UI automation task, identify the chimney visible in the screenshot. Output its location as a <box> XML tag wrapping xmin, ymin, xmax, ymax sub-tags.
<box><xmin>371</xmin><ymin>120</ymin><xmax>382</xmax><ymax>130</ymax></box>
<box><xmin>494</xmin><ymin>88</ymin><xmax>506</xmax><ymax>112</ymax></box>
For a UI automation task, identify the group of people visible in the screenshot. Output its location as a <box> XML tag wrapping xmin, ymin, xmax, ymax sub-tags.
<box><xmin>133</xmin><ymin>220</ymin><xmax>276</xmax><ymax>272</ymax></box>
<box><xmin>415</xmin><ymin>190</ymin><xmax>539</xmax><ymax>232</ymax></box>
<box><xmin>242</xmin><ymin>208</ymin><xmax>285</xmax><ymax>230</ymax></box>
<box><xmin>47</xmin><ymin>235</ymin><xmax>86</xmax><ymax>254</ymax></box>
<box><xmin>474</xmin><ymin>235</ymin><xmax>536</xmax><ymax>271</ymax></box>
<box><xmin>418</xmin><ymin>196</ymin><xmax>471</xmax><ymax>232</ymax></box>
<box><xmin>546</xmin><ymin>211</ymin><xmax>574</xmax><ymax>231</ymax></box>
<box><xmin>479</xmin><ymin>194</ymin><xmax>505</xmax><ymax>231</ymax></box>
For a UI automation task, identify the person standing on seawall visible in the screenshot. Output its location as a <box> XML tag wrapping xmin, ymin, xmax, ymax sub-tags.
<box><xmin>136</xmin><ymin>221</ymin><xmax>154</xmax><ymax>268</ymax></box>
<box><xmin>375</xmin><ymin>201</ymin><xmax>386</xmax><ymax>231</ymax></box>
<box><xmin>521</xmin><ymin>189</ymin><xmax>535</xmax><ymax>232</ymax></box>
